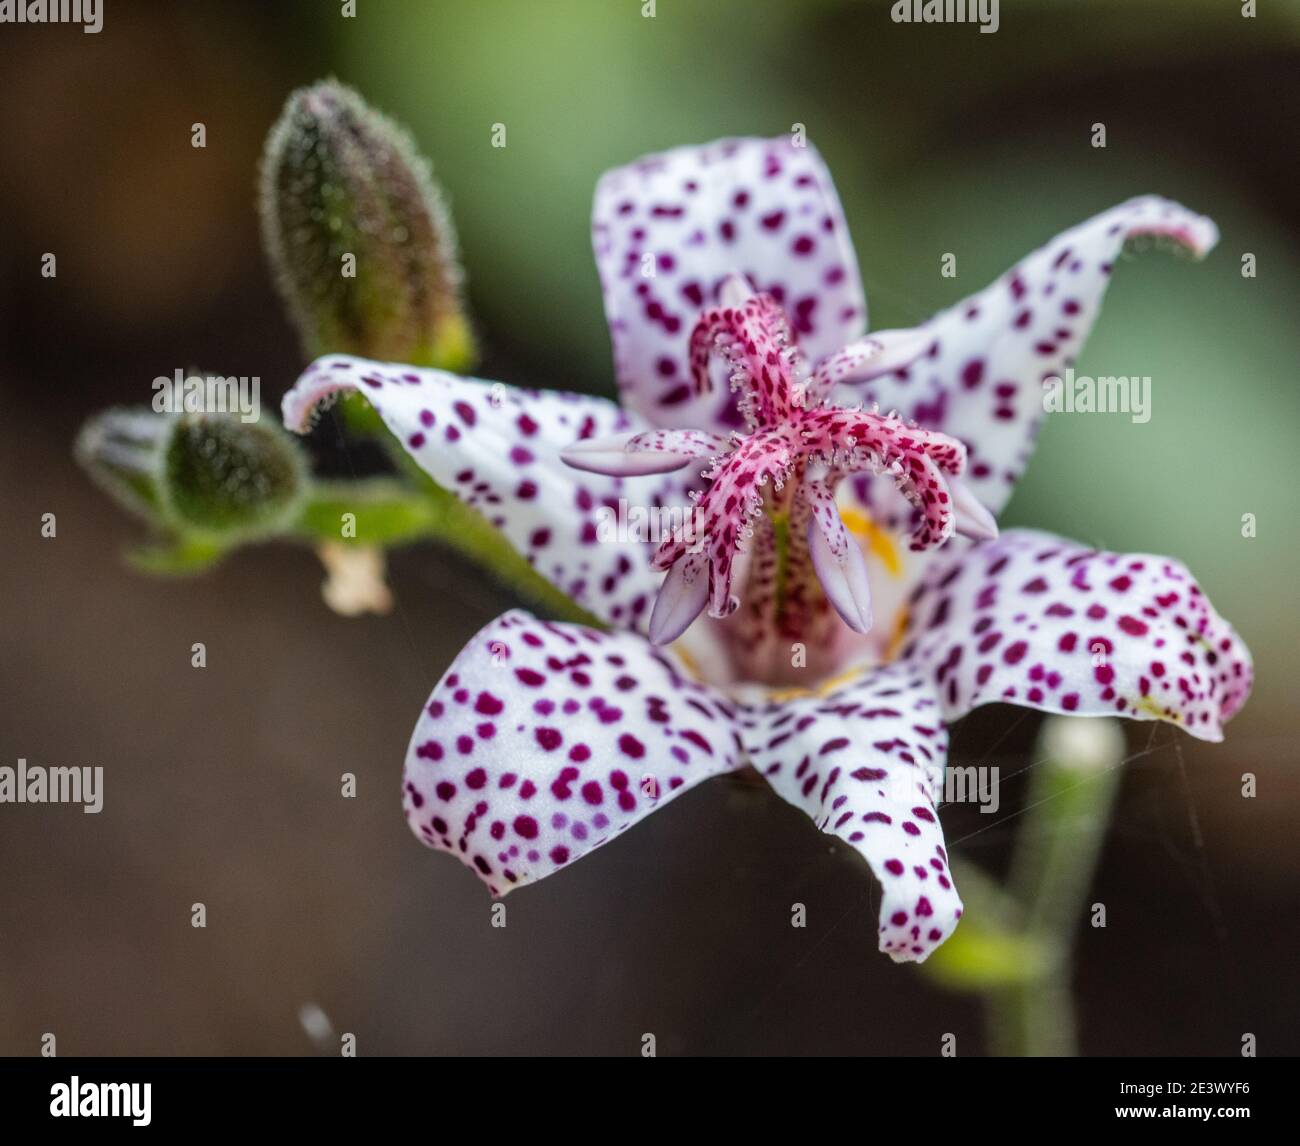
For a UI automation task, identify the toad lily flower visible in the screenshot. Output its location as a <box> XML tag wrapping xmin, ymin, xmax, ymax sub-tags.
<box><xmin>282</xmin><ymin>137</ymin><xmax>1252</xmax><ymax>963</ymax></box>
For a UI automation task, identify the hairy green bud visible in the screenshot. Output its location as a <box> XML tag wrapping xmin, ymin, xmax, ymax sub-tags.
<box><xmin>259</xmin><ymin>79</ymin><xmax>473</xmax><ymax>370</ymax></box>
<box><xmin>162</xmin><ymin>413</ymin><xmax>306</xmax><ymax>537</ymax></box>
<box><xmin>77</xmin><ymin>407</ymin><xmax>307</xmax><ymax>545</ymax></box>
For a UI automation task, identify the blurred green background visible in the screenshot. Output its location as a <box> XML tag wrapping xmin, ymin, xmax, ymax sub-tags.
<box><xmin>0</xmin><ymin>0</ymin><xmax>1296</xmax><ymax>1055</ymax></box>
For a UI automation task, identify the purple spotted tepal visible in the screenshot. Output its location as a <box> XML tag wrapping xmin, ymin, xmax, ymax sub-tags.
<box><xmin>282</xmin><ymin>137</ymin><xmax>1252</xmax><ymax>963</ymax></box>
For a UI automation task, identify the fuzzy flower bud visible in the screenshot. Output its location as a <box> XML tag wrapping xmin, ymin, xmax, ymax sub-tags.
<box><xmin>77</xmin><ymin>408</ymin><xmax>307</xmax><ymax>543</ymax></box>
<box><xmin>259</xmin><ymin>80</ymin><xmax>473</xmax><ymax>370</ymax></box>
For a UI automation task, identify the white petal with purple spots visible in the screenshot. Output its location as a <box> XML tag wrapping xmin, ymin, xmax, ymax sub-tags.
<box><xmin>593</xmin><ymin>136</ymin><xmax>865</xmax><ymax>434</ymax></box>
<box><xmin>897</xmin><ymin>529</ymin><xmax>1252</xmax><ymax>741</ymax></box>
<box><xmin>404</xmin><ymin>610</ymin><xmax>745</xmax><ymax>895</ymax></box>
<box><xmin>741</xmin><ymin>665</ymin><xmax>962</xmax><ymax>963</ymax></box>
<box><xmin>283</xmin><ymin>355</ymin><xmax>686</xmax><ymax>631</ymax></box>
<box><xmin>847</xmin><ymin>196</ymin><xmax>1218</xmax><ymax>515</ymax></box>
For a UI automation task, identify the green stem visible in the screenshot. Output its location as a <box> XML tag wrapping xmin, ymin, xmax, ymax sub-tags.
<box><xmin>986</xmin><ymin>968</ymin><xmax>1075</xmax><ymax>1057</ymax></box>
<box><xmin>985</xmin><ymin>719</ymin><xmax>1123</xmax><ymax>1056</ymax></box>
<box><xmin>290</xmin><ymin>478</ymin><xmax>602</xmax><ymax>625</ymax></box>
<box><xmin>121</xmin><ymin>469</ymin><xmax>600</xmax><ymax>627</ymax></box>
<box><xmin>322</xmin><ymin>396</ymin><xmax>595</xmax><ymax>617</ymax></box>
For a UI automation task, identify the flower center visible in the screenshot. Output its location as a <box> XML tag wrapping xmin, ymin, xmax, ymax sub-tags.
<box><xmin>562</xmin><ymin>275</ymin><xmax>997</xmax><ymax>669</ymax></box>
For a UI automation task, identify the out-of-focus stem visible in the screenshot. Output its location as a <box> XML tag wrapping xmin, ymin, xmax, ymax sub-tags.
<box><xmin>986</xmin><ymin>717</ymin><xmax>1124</xmax><ymax>1056</ymax></box>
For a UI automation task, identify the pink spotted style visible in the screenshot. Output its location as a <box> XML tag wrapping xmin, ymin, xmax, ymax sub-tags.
<box><xmin>282</xmin><ymin>137</ymin><xmax>1251</xmax><ymax>963</ymax></box>
<box><xmin>563</xmin><ymin>271</ymin><xmax>987</xmax><ymax>684</ymax></box>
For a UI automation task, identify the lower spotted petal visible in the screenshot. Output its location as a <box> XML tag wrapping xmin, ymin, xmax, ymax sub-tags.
<box><xmin>741</xmin><ymin>665</ymin><xmax>962</xmax><ymax>963</ymax></box>
<box><xmin>404</xmin><ymin>610</ymin><xmax>745</xmax><ymax>895</ymax></box>
<box><xmin>283</xmin><ymin>355</ymin><xmax>680</xmax><ymax>632</ymax></box>
<box><xmin>897</xmin><ymin>529</ymin><xmax>1252</xmax><ymax>741</ymax></box>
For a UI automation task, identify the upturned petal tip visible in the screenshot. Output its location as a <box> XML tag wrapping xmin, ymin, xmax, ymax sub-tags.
<box><xmin>899</xmin><ymin>529</ymin><xmax>1253</xmax><ymax>743</ymax></box>
<box><xmin>850</xmin><ymin>195</ymin><xmax>1221</xmax><ymax>519</ymax></box>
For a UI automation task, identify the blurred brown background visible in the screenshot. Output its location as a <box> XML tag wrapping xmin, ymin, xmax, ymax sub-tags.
<box><xmin>1</xmin><ymin>0</ymin><xmax>1297</xmax><ymax>1055</ymax></box>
